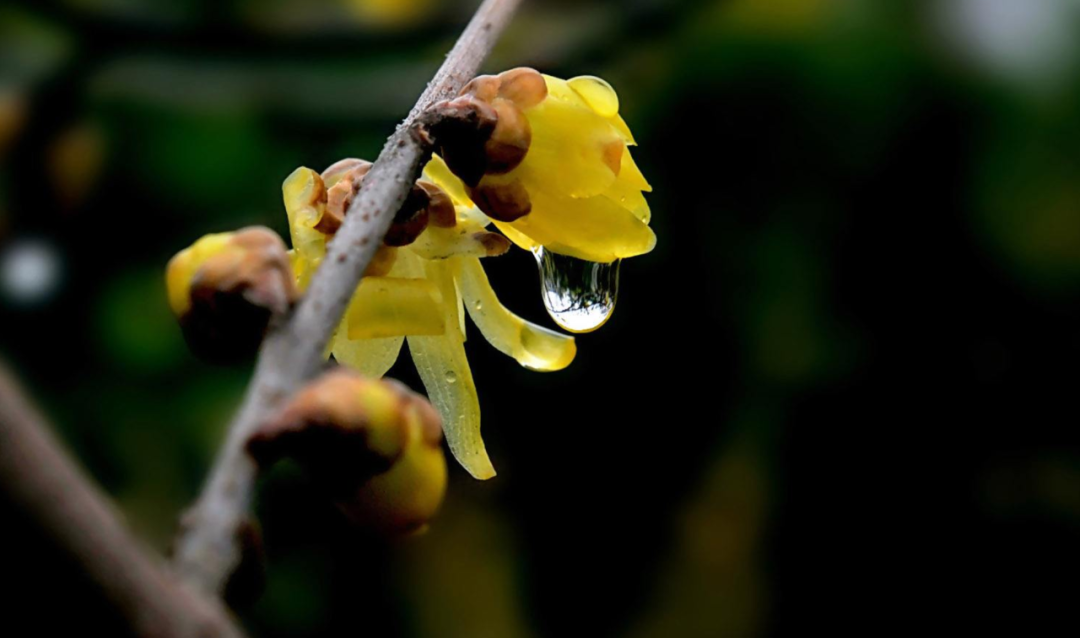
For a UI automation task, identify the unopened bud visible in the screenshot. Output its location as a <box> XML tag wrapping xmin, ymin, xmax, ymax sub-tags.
<box><xmin>485</xmin><ymin>99</ymin><xmax>531</xmax><ymax>175</ymax></box>
<box><xmin>418</xmin><ymin>180</ymin><xmax>457</xmax><ymax>228</ymax></box>
<box><xmin>384</xmin><ymin>183</ymin><xmax>431</xmax><ymax>247</ymax></box>
<box><xmin>248</xmin><ymin>370</ymin><xmax>447</xmax><ymax>536</ymax></box>
<box><xmin>468</xmin><ymin>179</ymin><xmax>532</xmax><ymax>222</ymax></box>
<box><xmin>318</xmin><ymin>160</ymin><xmax>372</xmax><ymax>235</ymax></box>
<box><xmin>166</xmin><ymin>227</ymin><xmax>297</xmax><ymax>363</ymax></box>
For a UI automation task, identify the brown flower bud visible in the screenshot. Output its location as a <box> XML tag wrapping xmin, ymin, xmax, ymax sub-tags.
<box><xmin>248</xmin><ymin>370</ymin><xmax>446</xmax><ymax>536</ymax></box>
<box><xmin>317</xmin><ymin>160</ymin><xmax>372</xmax><ymax>235</ymax></box>
<box><xmin>468</xmin><ymin>179</ymin><xmax>532</xmax><ymax>222</ymax></box>
<box><xmin>424</xmin><ymin>68</ymin><xmax>548</xmax><ymax>186</ymax></box>
<box><xmin>485</xmin><ymin>99</ymin><xmax>531</xmax><ymax>175</ymax></box>
<box><xmin>418</xmin><ymin>180</ymin><xmax>457</xmax><ymax>228</ymax></box>
<box><xmin>167</xmin><ymin>227</ymin><xmax>298</xmax><ymax>363</ymax></box>
<box><xmin>496</xmin><ymin>67</ymin><xmax>548</xmax><ymax>110</ymax></box>
<box><xmin>426</xmin><ymin>94</ymin><xmax>499</xmax><ymax>187</ymax></box>
<box><xmin>384</xmin><ymin>183</ymin><xmax>431</xmax><ymax>247</ymax></box>
<box><xmin>460</xmin><ymin>74</ymin><xmax>501</xmax><ymax>102</ymax></box>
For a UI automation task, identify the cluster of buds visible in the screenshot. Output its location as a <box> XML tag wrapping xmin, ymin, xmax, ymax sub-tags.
<box><xmin>248</xmin><ymin>369</ymin><xmax>447</xmax><ymax>536</ymax></box>
<box><xmin>316</xmin><ymin>158</ymin><xmax>456</xmax><ymax>248</ymax></box>
<box><xmin>166</xmin><ymin>227</ymin><xmax>298</xmax><ymax>363</ymax></box>
<box><xmin>424</xmin><ymin>67</ymin><xmax>548</xmax><ymax>223</ymax></box>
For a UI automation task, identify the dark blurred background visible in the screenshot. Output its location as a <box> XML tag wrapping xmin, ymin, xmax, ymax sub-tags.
<box><xmin>3</xmin><ymin>0</ymin><xmax>1080</xmax><ymax>635</ymax></box>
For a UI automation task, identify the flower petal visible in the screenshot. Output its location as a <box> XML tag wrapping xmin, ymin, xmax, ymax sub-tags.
<box><xmin>510</xmin><ymin>75</ymin><xmax>623</xmax><ymax>199</ymax></box>
<box><xmin>331</xmin><ymin>332</ymin><xmax>404</xmax><ymax>378</ymax></box>
<box><xmin>282</xmin><ymin>167</ymin><xmax>328</xmax><ymax>289</ymax></box>
<box><xmin>423</xmin><ymin>155</ymin><xmax>474</xmax><ymax>208</ymax></box>
<box><xmin>397</xmin><ymin>251</ymin><xmax>494</xmax><ymax>479</ymax></box>
<box><xmin>491</xmin><ymin>219</ymin><xmax>539</xmax><ymax>252</ymax></box>
<box><xmin>409</xmin><ymin>224</ymin><xmax>509</xmax><ymax>260</ymax></box>
<box><xmin>406</xmin><ymin>332</ymin><xmax>493</xmax><ymax>480</ymax></box>
<box><xmin>345</xmin><ymin>276</ymin><xmax>446</xmax><ymax>339</ymax></box>
<box><xmin>508</xmin><ymin>186</ymin><xmax>657</xmax><ymax>262</ymax></box>
<box><xmin>457</xmin><ymin>257</ymin><xmax>576</xmax><ymax>371</ymax></box>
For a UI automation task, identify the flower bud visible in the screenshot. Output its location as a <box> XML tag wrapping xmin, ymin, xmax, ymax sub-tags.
<box><xmin>426</xmin><ymin>68</ymin><xmax>545</xmax><ymax>186</ymax></box>
<box><xmin>485</xmin><ymin>99</ymin><xmax>531</xmax><ymax>175</ymax></box>
<box><xmin>385</xmin><ymin>184</ymin><xmax>431</xmax><ymax>247</ymax></box>
<box><xmin>496</xmin><ymin>67</ymin><xmax>548</xmax><ymax>110</ymax></box>
<box><xmin>418</xmin><ymin>180</ymin><xmax>457</xmax><ymax>228</ymax></box>
<box><xmin>317</xmin><ymin>157</ymin><xmax>437</xmax><ymax>247</ymax></box>
<box><xmin>425</xmin><ymin>94</ymin><xmax>499</xmax><ymax>187</ymax></box>
<box><xmin>318</xmin><ymin>160</ymin><xmax>372</xmax><ymax>235</ymax></box>
<box><xmin>248</xmin><ymin>370</ymin><xmax>447</xmax><ymax>536</ymax></box>
<box><xmin>468</xmin><ymin>179</ymin><xmax>532</xmax><ymax>222</ymax></box>
<box><xmin>166</xmin><ymin>227</ymin><xmax>298</xmax><ymax>363</ymax></box>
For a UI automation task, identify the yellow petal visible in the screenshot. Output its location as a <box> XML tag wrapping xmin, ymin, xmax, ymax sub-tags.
<box><xmin>407</xmin><ymin>332</ymin><xmax>493</xmax><ymax>479</ymax></box>
<box><xmin>282</xmin><ymin>167</ymin><xmax>328</xmax><ymax>289</ymax></box>
<box><xmin>457</xmin><ymin>257</ymin><xmax>576</xmax><ymax>371</ymax></box>
<box><xmin>509</xmin><ymin>184</ymin><xmax>657</xmax><ymax>262</ymax></box>
<box><xmin>345</xmin><ymin>276</ymin><xmax>446</xmax><ymax>339</ymax></box>
<box><xmin>491</xmin><ymin>219</ymin><xmax>539</xmax><ymax>252</ymax></box>
<box><xmin>409</xmin><ymin>223</ymin><xmax>504</xmax><ymax>260</ymax></box>
<box><xmin>610</xmin><ymin>113</ymin><xmax>637</xmax><ymax>146</ymax></box>
<box><xmin>331</xmin><ymin>332</ymin><xmax>404</xmax><ymax>378</ymax></box>
<box><xmin>423</xmin><ymin>155</ymin><xmax>474</xmax><ymax>208</ymax></box>
<box><xmin>397</xmin><ymin>251</ymin><xmax>494</xmax><ymax>479</ymax></box>
<box><xmin>511</xmin><ymin>75</ymin><xmax>623</xmax><ymax>199</ymax></box>
<box><xmin>601</xmin><ymin>150</ymin><xmax>652</xmax><ymax>223</ymax></box>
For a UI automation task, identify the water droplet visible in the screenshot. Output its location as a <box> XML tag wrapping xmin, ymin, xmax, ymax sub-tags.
<box><xmin>473</xmin><ymin>300</ymin><xmax>483</xmax><ymax>311</ymax></box>
<box><xmin>567</xmin><ymin>76</ymin><xmax>620</xmax><ymax>118</ymax></box>
<box><xmin>444</xmin><ymin>370</ymin><xmax>457</xmax><ymax>384</ymax></box>
<box><xmin>533</xmin><ymin>247</ymin><xmax>619</xmax><ymax>333</ymax></box>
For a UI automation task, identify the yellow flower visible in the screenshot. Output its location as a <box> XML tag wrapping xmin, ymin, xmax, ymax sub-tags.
<box><xmin>281</xmin><ymin>162</ymin><xmax>577</xmax><ymax>479</ymax></box>
<box><xmin>429</xmin><ymin>69</ymin><xmax>655</xmax><ymax>264</ymax></box>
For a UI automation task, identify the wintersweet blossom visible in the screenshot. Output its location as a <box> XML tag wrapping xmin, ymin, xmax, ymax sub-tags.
<box><xmin>282</xmin><ymin>161</ymin><xmax>575</xmax><ymax>479</ymax></box>
<box><xmin>428</xmin><ymin>68</ymin><xmax>655</xmax><ymax>264</ymax></box>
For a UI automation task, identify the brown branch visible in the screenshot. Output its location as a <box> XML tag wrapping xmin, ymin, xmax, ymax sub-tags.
<box><xmin>0</xmin><ymin>361</ymin><xmax>247</xmax><ymax>638</ymax></box>
<box><xmin>171</xmin><ymin>0</ymin><xmax>525</xmax><ymax>596</ymax></box>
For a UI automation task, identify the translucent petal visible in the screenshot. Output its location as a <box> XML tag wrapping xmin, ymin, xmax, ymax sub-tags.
<box><xmin>512</xmin><ymin>75</ymin><xmax>623</xmax><ymax>198</ymax></box>
<box><xmin>409</xmin><ymin>222</ymin><xmax>502</xmax><ymax>260</ymax></box>
<box><xmin>423</xmin><ymin>155</ymin><xmax>474</xmax><ymax>208</ymax></box>
<box><xmin>601</xmin><ymin>151</ymin><xmax>652</xmax><ymax>223</ymax></box>
<box><xmin>331</xmin><ymin>331</ymin><xmax>404</xmax><ymax>378</ymax></box>
<box><xmin>399</xmin><ymin>251</ymin><xmax>494</xmax><ymax>480</ymax></box>
<box><xmin>611</xmin><ymin>114</ymin><xmax>637</xmax><ymax>146</ymax></box>
<box><xmin>509</xmin><ymin>183</ymin><xmax>657</xmax><ymax>262</ymax></box>
<box><xmin>491</xmin><ymin>220</ymin><xmax>539</xmax><ymax>252</ymax></box>
<box><xmin>619</xmin><ymin>148</ymin><xmax>652</xmax><ymax>192</ymax></box>
<box><xmin>282</xmin><ymin>167</ymin><xmax>328</xmax><ymax>289</ymax></box>
<box><xmin>406</xmin><ymin>332</ymin><xmax>492</xmax><ymax>480</ymax></box>
<box><xmin>345</xmin><ymin>276</ymin><xmax>446</xmax><ymax>339</ymax></box>
<box><xmin>457</xmin><ymin>257</ymin><xmax>576</xmax><ymax>371</ymax></box>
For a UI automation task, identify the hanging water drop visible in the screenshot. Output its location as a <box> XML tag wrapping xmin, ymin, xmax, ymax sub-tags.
<box><xmin>533</xmin><ymin>247</ymin><xmax>619</xmax><ymax>333</ymax></box>
<box><xmin>444</xmin><ymin>370</ymin><xmax>458</xmax><ymax>384</ymax></box>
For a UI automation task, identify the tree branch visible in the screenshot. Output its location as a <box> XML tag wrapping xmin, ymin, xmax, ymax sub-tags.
<box><xmin>0</xmin><ymin>361</ymin><xmax>246</xmax><ymax>638</ymax></box>
<box><xmin>171</xmin><ymin>0</ymin><xmax>524</xmax><ymax>596</ymax></box>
